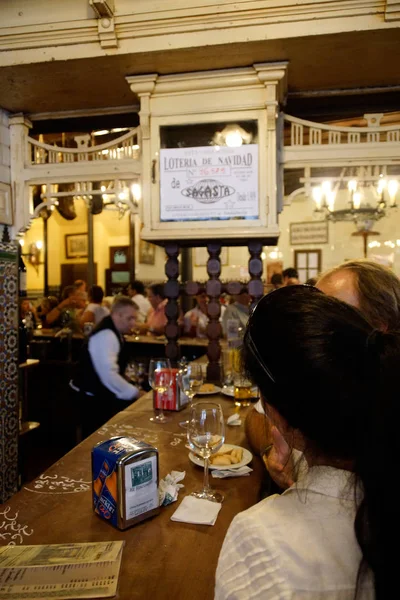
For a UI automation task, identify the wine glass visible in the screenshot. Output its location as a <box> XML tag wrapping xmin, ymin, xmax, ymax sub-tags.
<box><xmin>178</xmin><ymin>363</ymin><xmax>204</xmax><ymax>428</ymax></box>
<box><xmin>148</xmin><ymin>358</ymin><xmax>173</xmax><ymax>424</ymax></box>
<box><xmin>187</xmin><ymin>402</ymin><xmax>225</xmax><ymax>503</ymax></box>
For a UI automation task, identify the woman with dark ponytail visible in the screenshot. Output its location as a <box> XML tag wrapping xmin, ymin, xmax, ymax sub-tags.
<box><xmin>216</xmin><ymin>285</ymin><xmax>392</xmax><ymax>599</ymax></box>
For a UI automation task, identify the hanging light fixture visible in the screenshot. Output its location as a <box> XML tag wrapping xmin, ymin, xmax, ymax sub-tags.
<box><xmin>306</xmin><ymin>166</ymin><xmax>399</xmax><ymax>230</ymax></box>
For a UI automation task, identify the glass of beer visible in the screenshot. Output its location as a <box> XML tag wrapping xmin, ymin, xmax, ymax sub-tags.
<box><xmin>233</xmin><ymin>374</ymin><xmax>253</xmax><ymax>408</ymax></box>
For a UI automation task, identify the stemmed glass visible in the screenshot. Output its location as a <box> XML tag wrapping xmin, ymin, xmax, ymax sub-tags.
<box><xmin>148</xmin><ymin>358</ymin><xmax>173</xmax><ymax>424</ymax></box>
<box><xmin>178</xmin><ymin>363</ymin><xmax>204</xmax><ymax>428</ymax></box>
<box><xmin>187</xmin><ymin>402</ymin><xmax>225</xmax><ymax>503</ymax></box>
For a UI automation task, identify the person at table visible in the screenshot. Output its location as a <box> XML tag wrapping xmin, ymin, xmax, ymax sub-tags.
<box><xmin>282</xmin><ymin>266</ymin><xmax>300</xmax><ymax>286</ymax></box>
<box><xmin>36</xmin><ymin>295</ymin><xmax>59</xmax><ymax>327</ymax></box>
<box><xmin>221</xmin><ymin>288</ymin><xmax>251</xmax><ymax>337</ymax></box>
<box><xmin>216</xmin><ymin>285</ymin><xmax>390</xmax><ymax>599</ymax></box>
<box><xmin>45</xmin><ymin>284</ymin><xmax>87</xmax><ymax>329</ymax></box>
<box><xmin>245</xmin><ymin>258</ymin><xmax>400</xmax><ymax>489</ymax></box>
<box><xmin>184</xmin><ymin>291</ymin><xmax>209</xmax><ymax>338</ymax></box>
<box><xmin>79</xmin><ymin>284</ymin><xmax>110</xmax><ymax>328</ymax></box>
<box><xmin>135</xmin><ymin>283</ymin><xmax>167</xmax><ymax>336</ymax></box>
<box><xmin>127</xmin><ymin>280</ymin><xmax>151</xmax><ymax>324</ymax></box>
<box><xmin>71</xmin><ymin>296</ymin><xmax>140</xmax><ymax>438</ymax></box>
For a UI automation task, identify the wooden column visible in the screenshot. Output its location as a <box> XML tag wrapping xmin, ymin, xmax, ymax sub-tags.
<box><xmin>164</xmin><ymin>243</ymin><xmax>180</xmax><ymax>364</ymax></box>
<box><xmin>248</xmin><ymin>241</ymin><xmax>264</xmax><ymax>305</ymax></box>
<box><xmin>206</xmin><ymin>243</ymin><xmax>222</xmax><ymax>383</ymax></box>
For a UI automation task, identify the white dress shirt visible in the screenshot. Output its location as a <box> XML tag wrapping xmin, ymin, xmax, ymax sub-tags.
<box><xmin>88</xmin><ymin>330</ymin><xmax>138</xmax><ymax>401</ymax></box>
<box><xmin>132</xmin><ymin>293</ymin><xmax>151</xmax><ymax>323</ymax></box>
<box><xmin>83</xmin><ymin>303</ymin><xmax>110</xmax><ymax>325</ymax></box>
<box><xmin>215</xmin><ymin>466</ymin><xmax>374</xmax><ymax>600</ymax></box>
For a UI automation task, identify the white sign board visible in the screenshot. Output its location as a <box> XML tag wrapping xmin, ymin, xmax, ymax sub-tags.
<box><xmin>160</xmin><ymin>145</ymin><xmax>258</xmax><ymax>221</ymax></box>
<box><xmin>290</xmin><ymin>221</ymin><xmax>329</xmax><ymax>245</ymax></box>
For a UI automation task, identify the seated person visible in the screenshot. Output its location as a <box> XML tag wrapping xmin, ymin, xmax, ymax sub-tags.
<box><xmin>184</xmin><ymin>292</ymin><xmax>209</xmax><ymax>338</ymax></box>
<box><xmin>216</xmin><ymin>285</ymin><xmax>385</xmax><ymax>599</ymax></box>
<box><xmin>36</xmin><ymin>296</ymin><xmax>59</xmax><ymax>327</ymax></box>
<box><xmin>127</xmin><ymin>280</ymin><xmax>151</xmax><ymax>324</ymax></box>
<box><xmin>245</xmin><ymin>258</ymin><xmax>400</xmax><ymax>489</ymax></box>
<box><xmin>45</xmin><ymin>285</ymin><xmax>87</xmax><ymax>329</ymax></box>
<box><xmin>221</xmin><ymin>289</ymin><xmax>251</xmax><ymax>337</ymax></box>
<box><xmin>282</xmin><ymin>266</ymin><xmax>300</xmax><ymax>286</ymax></box>
<box><xmin>80</xmin><ymin>285</ymin><xmax>110</xmax><ymax>327</ymax></box>
<box><xmin>20</xmin><ymin>298</ymin><xmax>37</xmax><ymax>329</ymax></box>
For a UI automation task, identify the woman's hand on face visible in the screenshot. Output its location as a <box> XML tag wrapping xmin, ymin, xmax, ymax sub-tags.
<box><xmin>263</xmin><ymin>425</ymin><xmax>295</xmax><ymax>490</ymax></box>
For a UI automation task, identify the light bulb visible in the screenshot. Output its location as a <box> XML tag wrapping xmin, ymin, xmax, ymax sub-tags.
<box><xmin>19</xmin><ymin>239</ymin><xmax>25</xmax><ymax>247</ymax></box>
<box><xmin>321</xmin><ymin>180</ymin><xmax>332</xmax><ymax>195</ymax></box>
<box><xmin>131</xmin><ymin>183</ymin><xmax>141</xmax><ymax>202</ymax></box>
<box><xmin>348</xmin><ymin>179</ymin><xmax>357</xmax><ymax>193</ymax></box>
<box><xmin>225</xmin><ymin>131</ymin><xmax>243</xmax><ymax>147</ymax></box>
<box><xmin>388</xmin><ymin>180</ymin><xmax>398</xmax><ymax>205</ymax></box>
<box><xmin>353</xmin><ymin>192</ymin><xmax>362</xmax><ymax>210</ymax></box>
<box><xmin>36</xmin><ymin>240</ymin><xmax>43</xmax><ymax>250</ymax></box>
<box><xmin>312</xmin><ymin>186</ymin><xmax>323</xmax><ymax>210</ymax></box>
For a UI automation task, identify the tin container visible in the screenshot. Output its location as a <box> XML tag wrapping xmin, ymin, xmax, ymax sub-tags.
<box><xmin>92</xmin><ymin>436</ymin><xmax>160</xmax><ymax>530</ymax></box>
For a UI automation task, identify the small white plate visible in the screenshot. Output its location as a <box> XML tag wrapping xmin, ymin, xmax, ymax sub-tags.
<box><xmin>221</xmin><ymin>385</ymin><xmax>259</xmax><ymax>398</ymax></box>
<box><xmin>188</xmin><ymin>444</ymin><xmax>253</xmax><ymax>470</ymax></box>
<box><xmin>195</xmin><ymin>385</ymin><xmax>222</xmax><ymax>396</ymax></box>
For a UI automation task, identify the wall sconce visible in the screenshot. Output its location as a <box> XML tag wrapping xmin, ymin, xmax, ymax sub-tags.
<box><xmin>20</xmin><ymin>240</ymin><xmax>43</xmax><ymax>272</ymax></box>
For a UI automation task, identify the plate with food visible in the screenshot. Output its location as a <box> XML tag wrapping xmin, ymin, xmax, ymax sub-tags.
<box><xmin>221</xmin><ymin>385</ymin><xmax>259</xmax><ymax>398</ymax></box>
<box><xmin>189</xmin><ymin>444</ymin><xmax>252</xmax><ymax>470</ymax></box>
<box><xmin>195</xmin><ymin>383</ymin><xmax>222</xmax><ymax>395</ymax></box>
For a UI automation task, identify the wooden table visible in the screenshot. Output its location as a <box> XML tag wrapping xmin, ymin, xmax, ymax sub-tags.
<box><xmin>1</xmin><ymin>392</ymin><xmax>264</xmax><ymax>599</ymax></box>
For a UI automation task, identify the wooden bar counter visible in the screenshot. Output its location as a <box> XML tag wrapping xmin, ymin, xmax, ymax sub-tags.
<box><xmin>1</xmin><ymin>391</ymin><xmax>264</xmax><ymax>600</ymax></box>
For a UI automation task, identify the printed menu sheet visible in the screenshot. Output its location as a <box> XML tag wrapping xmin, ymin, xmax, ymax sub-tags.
<box><xmin>0</xmin><ymin>541</ymin><xmax>124</xmax><ymax>599</ymax></box>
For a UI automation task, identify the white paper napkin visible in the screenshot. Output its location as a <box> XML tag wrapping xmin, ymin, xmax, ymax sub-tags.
<box><xmin>170</xmin><ymin>496</ymin><xmax>222</xmax><ymax>526</ymax></box>
<box><xmin>212</xmin><ymin>466</ymin><xmax>253</xmax><ymax>478</ymax></box>
<box><xmin>227</xmin><ymin>413</ymin><xmax>242</xmax><ymax>426</ymax></box>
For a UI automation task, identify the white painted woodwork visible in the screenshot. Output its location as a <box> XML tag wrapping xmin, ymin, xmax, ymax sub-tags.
<box><xmin>8</xmin><ymin>119</ymin><xmax>142</xmax><ymax>236</ymax></box>
<box><xmin>0</xmin><ymin>1</ymin><xmax>398</xmax><ymax>69</ymax></box>
<box><xmin>127</xmin><ymin>63</ymin><xmax>287</xmax><ymax>243</ymax></box>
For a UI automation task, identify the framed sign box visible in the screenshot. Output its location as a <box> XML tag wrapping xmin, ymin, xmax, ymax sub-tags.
<box><xmin>127</xmin><ymin>63</ymin><xmax>287</xmax><ymax>246</ymax></box>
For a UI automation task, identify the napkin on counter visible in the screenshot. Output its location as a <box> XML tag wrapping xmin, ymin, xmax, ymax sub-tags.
<box><xmin>227</xmin><ymin>413</ymin><xmax>242</xmax><ymax>427</ymax></box>
<box><xmin>212</xmin><ymin>466</ymin><xmax>253</xmax><ymax>478</ymax></box>
<box><xmin>170</xmin><ymin>496</ymin><xmax>222</xmax><ymax>526</ymax></box>
<box><xmin>159</xmin><ymin>471</ymin><xmax>185</xmax><ymax>506</ymax></box>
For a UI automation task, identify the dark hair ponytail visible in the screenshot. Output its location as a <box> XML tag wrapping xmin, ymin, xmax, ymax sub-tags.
<box><xmin>354</xmin><ymin>330</ymin><xmax>397</xmax><ymax>597</ymax></box>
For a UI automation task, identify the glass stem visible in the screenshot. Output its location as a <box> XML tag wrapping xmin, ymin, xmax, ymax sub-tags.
<box><xmin>203</xmin><ymin>456</ymin><xmax>210</xmax><ymax>493</ymax></box>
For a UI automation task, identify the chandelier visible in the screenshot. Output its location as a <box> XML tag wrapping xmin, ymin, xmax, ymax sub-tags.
<box><xmin>304</xmin><ymin>166</ymin><xmax>399</xmax><ymax>231</ymax></box>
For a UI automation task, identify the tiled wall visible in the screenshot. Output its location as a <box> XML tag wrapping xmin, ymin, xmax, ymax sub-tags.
<box><xmin>0</xmin><ymin>241</ymin><xmax>19</xmax><ymax>503</ymax></box>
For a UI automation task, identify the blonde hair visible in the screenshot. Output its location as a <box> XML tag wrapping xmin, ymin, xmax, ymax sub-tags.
<box><xmin>318</xmin><ymin>259</ymin><xmax>400</xmax><ymax>331</ymax></box>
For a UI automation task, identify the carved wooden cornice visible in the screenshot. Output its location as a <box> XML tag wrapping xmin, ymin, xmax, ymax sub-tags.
<box><xmin>0</xmin><ymin>0</ymin><xmax>395</xmax><ymax>65</ymax></box>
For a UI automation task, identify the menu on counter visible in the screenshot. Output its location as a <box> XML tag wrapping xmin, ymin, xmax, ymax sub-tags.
<box><xmin>0</xmin><ymin>541</ymin><xmax>124</xmax><ymax>599</ymax></box>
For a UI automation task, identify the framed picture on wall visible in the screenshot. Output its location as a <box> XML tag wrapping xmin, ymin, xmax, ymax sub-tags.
<box><xmin>139</xmin><ymin>239</ymin><xmax>156</xmax><ymax>265</ymax></box>
<box><xmin>110</xmin><ymin>246</ymin><xmax>130</xmax><ymax>270</ymax></box>
<box><xmin>65</xmin><ymin>233</ymin><xmax>88</xmax><ymax>259</ymax></box>
<box><xmin>193</xmin><ymin>247</ymin><xmax>229</xmax><ymax>267</ymax></box>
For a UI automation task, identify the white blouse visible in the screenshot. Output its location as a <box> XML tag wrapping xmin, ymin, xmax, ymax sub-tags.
<box><xmin>215</xmin><ymin>466</ymin><xmax>374</xmax><ymax>600</ymax></box>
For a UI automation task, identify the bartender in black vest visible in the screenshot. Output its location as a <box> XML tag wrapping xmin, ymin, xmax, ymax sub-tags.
<box><xmin>71</xmin><ymin>296</ymin><xmax>139</xmax><ymax>439</ymax></box>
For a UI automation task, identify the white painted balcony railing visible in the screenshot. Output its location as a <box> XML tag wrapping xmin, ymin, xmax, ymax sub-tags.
<box><xmin>284</xmin><ymin>114</ymin><xmax>400</xmax><ymax>147</ymax></box>
<box><xmin>27</xmin><ymin>128</ymin><xmax>140</xmax><ymax>165</ymax></box>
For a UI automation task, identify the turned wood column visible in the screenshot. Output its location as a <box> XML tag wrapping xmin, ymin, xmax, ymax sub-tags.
<box><xmin>248</xmin><ymin>241</ymin><xmax>264</xmax><ymax>306</ymax></box>
<box><xmin>164</xmin><ymin>242</ymin><xmax>181</xmax><ymax>364</ymax></box>
<box><xmin>205</xmin><ymin>243</ymin><xmax>223</xmax><ymax>383</ymax></box>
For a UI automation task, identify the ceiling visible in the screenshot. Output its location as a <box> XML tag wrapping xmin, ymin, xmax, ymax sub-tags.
<box><xmin>1</xmin><ymin>28</ymin><xmax>400</xmax><ymax>119</ymax></box>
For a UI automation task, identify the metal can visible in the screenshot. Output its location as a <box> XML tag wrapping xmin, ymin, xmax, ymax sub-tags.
<box><xmin>92</xmin><ymin>437</ymin><xmax>160</xmax><ymax>530</ymax></box>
